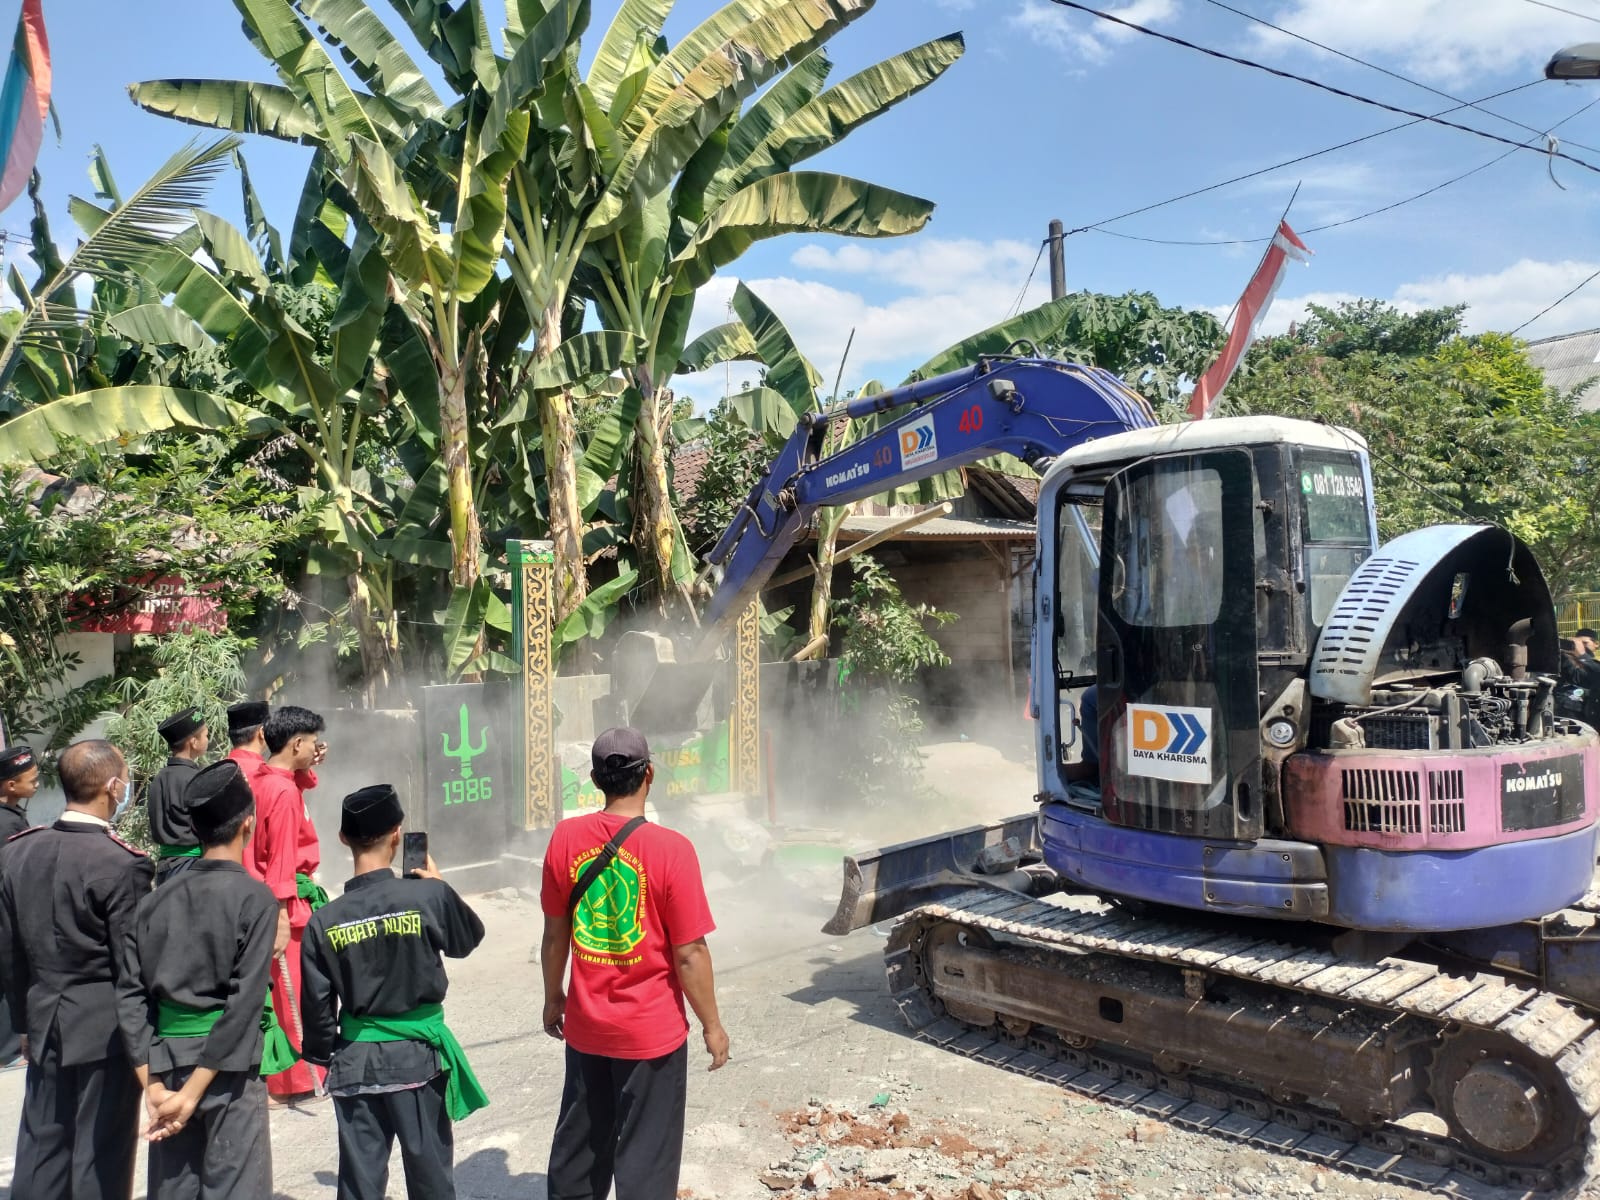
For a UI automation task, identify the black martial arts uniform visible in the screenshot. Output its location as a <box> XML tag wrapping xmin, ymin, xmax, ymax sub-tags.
<box><xmin>301</xmin><ymin>869</ymin><xmax>486</xmax><ymax>1200</ymax></box>
<box><xmin>135</xmin><ymin>858</ymin><xmax>278</xmax><ymax>1200</ymax></box>
<box><xmin>0</xmin><ymin>816</ymin><xmax>154</xmax><ymax>1200</ymax></box>
<box><xmin>0</xmin><ymin>801</ymin><xmax>31</xmax><ymax>1064</ymax></box>
<box><xmin>146</xmin><ymin>756</ymin><xmax>202</xmax><ymax>885</ymax></box>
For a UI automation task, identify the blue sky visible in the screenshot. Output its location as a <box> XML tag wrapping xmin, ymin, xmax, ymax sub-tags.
<box><xmin>13</xmin><ymin>0</ymin><xmax>1600</xmax><ymax>405</ymax></box>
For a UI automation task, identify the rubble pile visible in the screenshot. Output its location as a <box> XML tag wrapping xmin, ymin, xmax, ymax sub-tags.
<box><xmin>758</xmin><ymin>1099</ymin><xmax>1064</xmax><ymax>1200</ymax></box>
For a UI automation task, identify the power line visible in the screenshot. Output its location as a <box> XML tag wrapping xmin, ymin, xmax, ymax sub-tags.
<box><xmin>1062</xmin><ymin>81</ymin><xmax>1540</xmax><ymax>239</ymax></box>
<box><xmin>1510</xmin><ymin>264</ymin><xmax>1600</xmax><ymax>334</ymax></box>
<box><xmin>1205</xmin><ymin>0</ymin><xmax>1600</xmax><ymax>156</ymax></box>
<box><xmin>1009</xmin><ymin>239</ymin><xmax>1047</xmax><ymax>319</ymax></box>
<box><xmin>1087</xmin><ymin>94</ymin><xmax>1600</xmax><ymax>247</ymax></box>
<box><xmin>1521</xmin><ymin>0</ymin><xmax>1600</xmax><ymax>25</ymax></box>
<box><xmin>1044</xmin><ymin>0</ymin><xmax>1600</xmax><ymax>177</ymax></box>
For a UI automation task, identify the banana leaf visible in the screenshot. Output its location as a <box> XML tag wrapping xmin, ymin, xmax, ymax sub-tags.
<box><xmin>126</xmin><ymin>79</ymin><xmax>328</xmax><ymax>145</ymax></box>
<box><xmin>296</xmin><ymin>0</ymin><xmax>444</xmax><ymax>116</ymax></box>
<box><xmin>0</xmin><ymin>386</ymin><xmax>281</xmax><ymax>465</ymax></box>
<box><xmin>678</xmin><ymin>321</ymin><xmax>759</xmax><ymax>373</ymax></box>
<box><xmin>730</xmin><ymin>280</ymin><xmax>819</xmax><ymax>408</ymax></box>
<box><xmin>586</xmin><ymin>0</ymin><xmax>672</xmax><ymax>111</ymax></box>
<box><xmin>908</xmin><ymin>296</ymin><xmax>1083</xmax><ymax>380</ymax></box>
<box><xmin>232</xmin><ymin>0</ymin><xmax>382</xmax><ymax>162</ymax></box>
<box><xmin>104</xmin><ymin>304</ymin><xmax>211</xmax><ymax>352</ymax></box>
<box><xmin>552</xmin><ymin>568</ymin><xmax>638</xmax><ymax>656</ymax></box>
<box><xmin>671</xmin><ymin>171</ymin><xmax>934</xmax><ymax>293</ymax></box>
<box><xmin>588</xmin><ymin>0</ymin><xmax>872</xmax><ymax>235</ymax></box>
<box><xmin>709</xmin><ymin>34</ymin><xmax>963</xmax><ymax>210</ymax></box>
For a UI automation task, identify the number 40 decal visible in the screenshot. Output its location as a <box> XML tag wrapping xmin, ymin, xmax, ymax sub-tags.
<box><xmin>958</xmin><ymin>405</ymin><xmax>984</xmax><ymax>434</ymax></box>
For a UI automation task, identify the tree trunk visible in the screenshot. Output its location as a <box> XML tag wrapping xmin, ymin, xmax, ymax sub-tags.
<box><xmin>440</xmin><ymin>357</ymin><xmax>485</xmax><ymax>672</ymax></box>
<box><xmin>346</xmin><ymin>566</ymin><xmax>396</xmax><ymax>706</ymax></box>
<box><xmin>809</xmin><ymin>506</ymin><xmax>845</xmax><ymax>646</ymax></box>
<box><xmin>538</xmin><ymin>301</ymin><xmax>588</xmax><ymax>625</ymax></box>
<box><xmin>632</xmin><ymin>373</ymin><xmax>678</xmax><ymax>599</ymax></box>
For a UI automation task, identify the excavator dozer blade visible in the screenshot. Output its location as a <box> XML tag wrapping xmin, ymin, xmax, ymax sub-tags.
<box><xmin>822</xmin><ymin>812</ymin><xmax>1044</xmax><ymax>936</ymax></box>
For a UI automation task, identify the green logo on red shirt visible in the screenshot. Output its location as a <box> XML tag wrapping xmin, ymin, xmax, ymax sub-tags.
<box><xmin>572</xmin><ymin>850</ymin><xmax>646</xmax><ymax>960</ymax></box>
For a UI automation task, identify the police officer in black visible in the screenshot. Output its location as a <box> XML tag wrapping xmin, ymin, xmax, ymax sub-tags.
<box><xmin>147</xmin><ymin>708</ymin><xmax>209</xmax><ymax>885</ymax></box>
<box><xmin>134</xmin><ymin>760</ymin><xmax>279</xmax><ymax>1200</ymax></box>
<box><xmin>301</xmin><ymin>785</ymin><xmax>487</xmax><ymax>1200</ymax></box>
<box><xmin>0</xmin><ymin>739</ymin><xmax>154</xmax><ymax>1200</ymax></box>
<box><xmin>0</xmin><ymin>744</ymin><xmax>40</xmax><ymax>1066</ymax></box>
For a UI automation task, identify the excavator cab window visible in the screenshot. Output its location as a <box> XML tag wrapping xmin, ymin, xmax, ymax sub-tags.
<box><xmin>1096</xmin><ymin>449</ymin><xmax>1263</xmax><ymax>840</ymax></box>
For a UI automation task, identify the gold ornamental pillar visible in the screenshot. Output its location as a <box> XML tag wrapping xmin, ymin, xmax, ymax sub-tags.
<box><xmin>509</xmin><ymin>540</ymin><xmax>557</xmax><ymax>829</ymax></box>
<box><xmin>731</xmin><ymin>600</ymin><xmax>760</xmax><ymax>794</ymax></box>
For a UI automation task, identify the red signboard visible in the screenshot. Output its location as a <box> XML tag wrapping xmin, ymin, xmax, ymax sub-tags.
<box><xmin>70</xmin><ymin>576</ymin><xmax>227</xmax><ymax>634</ymax></box>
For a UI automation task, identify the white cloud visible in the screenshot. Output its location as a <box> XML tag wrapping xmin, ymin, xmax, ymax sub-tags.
<box><xmin>676</xmin><ymin>237</ymin><xmax>1056</xmax><ymax>397</ymax></box>
<box><xmin>1251</xmin><ymin>0</ymin><xmax>1592</xmax><ymax>85</ymax></box>
<box><xmin>1238</xmin><ymin>259</ymin><xmax>1600</xmax><ymax>341</ymax></box>
<box><xmin>1008</xmin><ymin>0</ymin><xmax>1178</xmax><ymax>64</ymax></box>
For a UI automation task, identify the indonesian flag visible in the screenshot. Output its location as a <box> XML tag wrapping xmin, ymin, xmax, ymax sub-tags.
<box><xmin>1188</xmin><ymin>221</ymin><xmax>1311</xmax><ymax>420</ymax></box>
<box><xmin>0</xmin><ymin>0</ymin><xmax>48</xmax><ymax>213</ymax></box>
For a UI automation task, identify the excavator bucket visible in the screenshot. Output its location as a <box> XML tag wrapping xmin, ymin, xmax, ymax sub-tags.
<box><xmin>821</xmin><ymin>813</ymin><xmax>1044</xmax><ymax>936</ymax></box>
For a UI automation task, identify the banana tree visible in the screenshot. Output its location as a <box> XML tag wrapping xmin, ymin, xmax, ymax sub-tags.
<box><xmin>130</xmin><ymin>0</ymin><xmax>966</xmax><ymax>636</ymax></box>
<box><xmin>581</xmin><ymin>27</ymin><xmax>964</xmax><ymax>596</ymax></box>
<box><xmin>0</xmin><ymin>161</ymin><xmax>450</xmax><ymax>696</ymax></box>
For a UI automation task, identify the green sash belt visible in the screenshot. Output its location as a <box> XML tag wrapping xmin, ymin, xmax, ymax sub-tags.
<box><xmin>295</xmin><ymin>872</ymin><xmax>329</xmax><ymax>910</ymax></box>
<box><xmin>155</xmin><ymin>994</ymin><xmax>301</xmax><ymax>1077</ymax></box>
<box><xmin>339</xmin><ymin>1002</ymin><xmax>487</xmax><ymax>1120</ymax></box>
<box><xmin>156</xmin><ymin>844</ymin><xmax>202</xmax><ymax>859</ymax></box>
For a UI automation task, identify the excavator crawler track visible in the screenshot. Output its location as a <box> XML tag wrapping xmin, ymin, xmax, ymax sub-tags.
<box><xmin>884</xmin><ymin>890</ymin><xmax>1600</xmax><ymax>1197</ymax></box>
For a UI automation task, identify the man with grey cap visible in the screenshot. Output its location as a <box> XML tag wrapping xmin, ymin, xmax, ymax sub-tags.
<box><xmin>146</xmin><ymin>707</ymin><xmax>209</xmax><ymax>884</ymax></box>
<box><xmin>541</xmin><ymin>727</ymin><xmax>729</xmax><ymax>1200</ymax></box>
<box><xmin>301</xmin><ymin>784</ymin><xmax>486</xmax><ymax>1199</ymax></box>
<box><xmin>131</xmin><ymin>759</ymin><xmax>285</xmax><ymax>1200</ymax></box>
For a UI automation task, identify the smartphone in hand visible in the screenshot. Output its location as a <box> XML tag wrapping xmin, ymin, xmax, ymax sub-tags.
<box><xmin>402</xmin><ymin>831</ymin><xmax>429</xmax><ymax>877</ymax></box>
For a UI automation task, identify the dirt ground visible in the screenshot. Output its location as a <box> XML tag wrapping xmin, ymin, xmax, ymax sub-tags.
<box><xmin>0</xmin><ymin>741</ymin><xmax>1584</xmax><ymax>1198</ymax></box>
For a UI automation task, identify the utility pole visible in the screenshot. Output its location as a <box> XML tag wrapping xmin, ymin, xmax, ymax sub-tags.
<box><xmin>1047</xmin><ymin>218</ymin><xmax>1066</xmax><ymax>300</ymax></box>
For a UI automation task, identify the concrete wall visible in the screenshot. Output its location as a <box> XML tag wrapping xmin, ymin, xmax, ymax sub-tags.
<box><xmin>24</xmin><ymin>631</ymin><xmax>118</xmax><ymax>826</ymax></box>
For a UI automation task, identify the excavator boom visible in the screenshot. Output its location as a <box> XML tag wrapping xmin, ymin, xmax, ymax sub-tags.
<box><xmin>699</xmin><ymin>356</ymin><xmax>1155</xmax><ymax>635</ymax></box>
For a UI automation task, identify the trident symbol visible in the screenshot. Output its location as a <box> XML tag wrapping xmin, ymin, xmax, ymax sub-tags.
<box><xmin>442</xmin><ymin>704</ymin><xmax>488</xmax><ymax>779</ymax></box>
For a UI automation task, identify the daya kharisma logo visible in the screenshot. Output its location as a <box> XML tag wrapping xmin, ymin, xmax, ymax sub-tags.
<box><xmin>572</xmin><ymin>853</ymin><xmax>646</xmax><ymax>957</ymax></box>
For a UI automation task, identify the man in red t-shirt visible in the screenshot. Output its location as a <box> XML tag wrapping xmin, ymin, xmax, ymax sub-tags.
<box><xmin>540</xmin><ymin>727</ymin><xmax>729</xmax><ymax>1200</ymax></box>
<box><xmin>245</xmin><ymin>704</ymin><xmax>328</xmax><ymax>1102</ymax></box>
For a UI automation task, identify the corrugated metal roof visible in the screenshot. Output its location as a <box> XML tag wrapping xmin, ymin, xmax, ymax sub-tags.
<box><xmin>832</xmin><ymin>514</ymin><xmax>1035</xmax><ymax>540</ymax></box>
<box><xmin>1524</xmin><ymin>328</ymin><xmax>1600</xmax><ymax>406</ymax></box>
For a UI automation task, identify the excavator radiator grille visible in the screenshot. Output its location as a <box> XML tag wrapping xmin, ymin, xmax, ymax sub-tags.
<box><xmin>1341</xmin><ymin>767</ymin><xmax>1423</xmax><ymax>834</ymax></box>
<box><xmin>1428</xmin><ymin>769</ymin><xmax>1468</xmax><ymax>833</ymax></box>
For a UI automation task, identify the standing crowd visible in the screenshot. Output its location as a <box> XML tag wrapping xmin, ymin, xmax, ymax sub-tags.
<box><xmin>0</xmin><ymin>710</ymin><xmax>727</xmax><ymax>1200</ymax></box>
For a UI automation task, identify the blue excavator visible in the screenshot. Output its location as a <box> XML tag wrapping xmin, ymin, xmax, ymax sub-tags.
<box><xmin>701</xmin><ymin>351</ymin><xmax>1600</xmax><ymax>1192</ymax></box>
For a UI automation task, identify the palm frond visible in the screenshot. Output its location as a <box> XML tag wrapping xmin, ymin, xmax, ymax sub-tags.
<box><xmin>0</xmin><ymin>138</ymin><xmax>239</xmax><ymax>393</ymax></box>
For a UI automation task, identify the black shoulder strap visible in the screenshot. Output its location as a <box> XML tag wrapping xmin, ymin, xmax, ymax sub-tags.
<box><xmin>567</xmin><ymin>816</ymin><xmax>647</xmax><ymax>919</ymax></box>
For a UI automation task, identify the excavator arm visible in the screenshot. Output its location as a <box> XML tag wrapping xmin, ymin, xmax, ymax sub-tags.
<box><xmin>700</xmin><ymin>356</ymin><xmax>1157</xmax><ymax>634</ymax></box>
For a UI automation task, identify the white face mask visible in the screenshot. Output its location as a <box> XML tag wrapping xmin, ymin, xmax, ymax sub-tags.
<box><xmin>111</xmin><ymin>778</ymin><xmax>133</xmax><ymax>825</ymax></box>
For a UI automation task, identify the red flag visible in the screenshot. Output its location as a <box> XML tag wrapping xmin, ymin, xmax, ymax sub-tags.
<box><xmin>1189</xmin><ymin>220</ymin><xmax>1311</xmax><ymax>420</ymax></box>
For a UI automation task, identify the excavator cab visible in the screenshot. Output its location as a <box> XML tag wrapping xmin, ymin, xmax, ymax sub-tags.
<box><xmin>1044</xmin><ymin>420</ymin><xmax>1376</xmax><ymax>838</ymax></box>
<box><xmin>1038</xmin><ymin>416</ymin><xmax>1599</xmax><ymax>928</ymax></box>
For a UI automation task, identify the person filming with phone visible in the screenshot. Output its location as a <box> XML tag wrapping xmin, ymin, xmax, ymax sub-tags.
<box><xmin>300</xmin><ymin>785</ymin><xmax>486</xmax><ymax>1200</ymax></box>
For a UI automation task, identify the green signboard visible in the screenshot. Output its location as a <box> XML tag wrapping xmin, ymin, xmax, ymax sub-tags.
<box><xmin>560</xmin><ymin>722</ymin><xmax>732</xmax><ymax>811</ymax></box>
<box><xmin>422</xmin><ymin>683</ymin><xmax>514</xmax><ymax>864</ymax></box>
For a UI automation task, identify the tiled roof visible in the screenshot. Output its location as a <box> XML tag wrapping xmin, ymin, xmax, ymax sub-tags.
<box><xmin>1524</xmin><ymin>328</ymin><xmax>1600</xmax><ymax>406</ymax></box>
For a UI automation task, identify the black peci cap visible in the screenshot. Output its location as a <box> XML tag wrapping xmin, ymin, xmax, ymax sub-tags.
<box><xmin>0</xmin><ymin>745</ymin><xmax>37</xmax><ymax>781</ymax></box>
<box><xmin>341</xmin><ymin>784</ymin><xmax>404</xmax><ymax>841</ymax></box>
<box><xmin>591</xmin><ymin>726</ymin><xmax>650</xmax><ymax>772</ymax></box>
<box><xmin>158</xmin><ymin>707</ymin><xmax>204</xmax><ymax>748</ymax></box>
<box><xmin>226</xmin><ymin>701</ymin><xmax>270</xmax><ymax>736</ymax></box>
<box><xmin>185</xmin><ymin>761</ymin><xmax>254</xmax><ymax>841</ymax></box>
